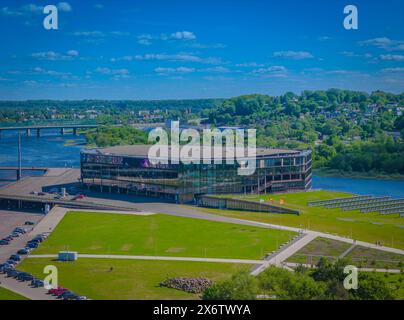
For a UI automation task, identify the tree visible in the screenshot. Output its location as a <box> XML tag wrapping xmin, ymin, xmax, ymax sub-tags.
<box><xmin>350</xmin><ymin>273</ymin><xmax>395</xmax><ymax>300</ymax></box>
<box><xmin>202</xmin><ymin>271</ymin><xmax>258</xmax><ymax>300</ymax></box>
<box><xmin>257</xmin><ymin>266</ymin><xmax>325</xmax><ymax>300</ymax></box>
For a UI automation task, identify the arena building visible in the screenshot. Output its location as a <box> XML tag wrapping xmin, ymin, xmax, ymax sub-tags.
<box><xmin>80</xmin><ymin>145</ymin><xmax>312</xmax><ymax>203</ymax></box>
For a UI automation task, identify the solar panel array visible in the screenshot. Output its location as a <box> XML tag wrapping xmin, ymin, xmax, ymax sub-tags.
<box><xmin>308</xmin><ymin>196</ymin><xmax>372</xmax><ymax>207</ymax></box>
<box><xmin>308</xmin><ymin>196</ymin><xmax>404</xmax><ymax>217</ymax></box>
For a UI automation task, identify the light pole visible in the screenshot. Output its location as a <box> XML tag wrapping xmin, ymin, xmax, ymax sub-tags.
<box><xmin>17</xmin><ymin>132</ymin><xmax>22</xmax><ymax>180</ymax></box>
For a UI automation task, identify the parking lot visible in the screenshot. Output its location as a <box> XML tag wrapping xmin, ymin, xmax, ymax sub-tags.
<box><xmin>0</xmin><ymin>210</ymin><xmax>44</xmax><ymax>263</ymax></box>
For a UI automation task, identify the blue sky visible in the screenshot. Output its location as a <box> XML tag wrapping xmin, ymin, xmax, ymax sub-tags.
<box><xmin>0</xmin><ymin>0</ymin><xmax>403</xmax><ymax>100</ymax></box>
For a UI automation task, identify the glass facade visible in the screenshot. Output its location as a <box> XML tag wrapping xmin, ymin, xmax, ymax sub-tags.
<box><xmin>80</xmin><ymin>147</ymin><xmax>312</xmax><ymax>203</ymax></box>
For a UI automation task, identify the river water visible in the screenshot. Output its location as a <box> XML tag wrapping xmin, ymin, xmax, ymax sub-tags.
<box><xmin>1</xmin><ymin>130</ymin><xmax>404</xmax><ymax>198</ymax></box>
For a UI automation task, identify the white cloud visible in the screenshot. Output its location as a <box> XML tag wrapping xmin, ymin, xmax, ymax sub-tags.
<box><xmin>66</xmin><ymin>50</ymin><xmax>79</xmax><ymax>57</ymax></box>
<box><xmin>58</xmin><ymin>2</ymin><xmax>72</xmax><ymax>12</ymax></box>
<box><xmin>71</xmin><ymin>31</ymin><xmax>105</xmax><ymax>37</ymax></box>
<box><xmin>188</xmin><ymin>43</ymin><xmax>226</xmax><ymax>49</ymax></box>
<box><xmin>23</xmin><ymin>80</ymin><xmax>38</xmax><ymax>86</ymax></box>
<box><xmin>31</xmin><ymin>50</ymin><xmax>79</xmax><ymax>60</ymax></box>
<box><xmin>235</xmin><ymin>62</ymin><xmax>264</xmax><ymax>67</ymax></box>
<box><xmin>359</xmin><ymin>37</ymin><xmax>404</xmax><ymax>51</ymax></box>
<box><xmin>137</xmin><ymin>34</ymin><xmax>153</xmax><ymax>46</ymax></box>
<box><xmin>1</xmin><ymin>3</ymin><xmax>71</xmax><ymax>16</ymax></box>
<box><xmin>32</xmin><ymin>67</ymin><xmax>71</xmax><ymax>77</ymax></box>
<box><xmin>138</xmin><ymin>39</ymin><xmax>151</xmax><ymax>46</ymax></box>
<box><xmin>21</xmin><ymin>4</ymin><xmax>43</xmax><ymax>13</ymax></box>
<box><xmin>340</xmin><ymin>51</ymin><xmax>373</xmax><ymax>59</ymax></box>
<box><xmin>114</xmin><ymin>53</ymin><xmax>221</xmax><ymax>64</ymax></box>
<box><xmin>31</xmin><ymin>51</ymin><xmax>59</xmax><ymax>60</ymax></box>
<box><xmin>200</xmin><ymin>66</ymin><xmax>231</xmax><ymax>73</ymax></box>
<box><xmin>318</xmin><ymin>36</ymin><xmax>331</xmax><ymax>41</ymax></box>
<box><xmin>155</xmin><ymin>67</ymin><xmax>195</xmax><ymax>74</ymax></box>
<box><xmin>382</xmin><ymin>67</ymin><xmax>404</xmax><ymax>73</ymax></box>
<box><xmin>252</xmin><ymin>66</ymin><xmax>288</xmax><ymax>77</ymax></box>
<box><xmin>380</xmin><ymin>54</ymin><xmax>404</xmax><ymax>61</ymax></box>
<box><xmin>169</xmin><ymin>31</ymin><xmax>196</xmax><ymax>40</ymax></box>
<box><xmin>273</xmin><ymin>51</ymin><xmax>314</xmax><ymax>60</ymax></box>
<box><xmin>95</xmin><ymin>68</ymin><xmax>129</xmax><ymax>75</ymax></box>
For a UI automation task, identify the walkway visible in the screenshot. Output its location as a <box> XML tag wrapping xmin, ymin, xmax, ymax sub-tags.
<box><xmin>251</xmin><ymin>233</ymin><xmax>318</xmax><ymax>275</ymax></box>
<box><xmin>28</xmin><ymin>254</ymin><xmax>264</xmax><ymax>265</ymax></box>
<box><xmin>0</xmin><ymin>274</ymin><xmax>57</xmax><ymax>300</ymax></box>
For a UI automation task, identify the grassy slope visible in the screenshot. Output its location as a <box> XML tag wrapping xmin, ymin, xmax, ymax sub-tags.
<box><xmin>33</xmin><ymin>212</ymin><xmax>294</xmax><ymax>260</ymax></box>
<box><xmin>0</xmin><ymin>287</ymin><xmax>28</xmax><ymax>300</ymax></box>
<box><xmin>194</xmin><ymin>191</ymin><xmax>404</xmax><ymax>249</ymax></box>
<box><xmin>19</xmin><ymin>258</ymin><xmax>250</xmax><ymax>300</ymax></box>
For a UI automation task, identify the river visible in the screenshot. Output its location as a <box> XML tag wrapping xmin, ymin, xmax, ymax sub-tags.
<box><xmin>1</xmin><ymin>130</ymin><xmax>404</xmax><ymax>198</ymax></box>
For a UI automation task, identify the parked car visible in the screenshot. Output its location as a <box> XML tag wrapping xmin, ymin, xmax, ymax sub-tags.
<box><xmin>6</xmin><ymin>269</ymin><xmax>20</xmax><ymax>278</ymax></box>
<box><xmin>25</xmin><ymin>221</ymin><xmax>35</xmax><ymax>226</ymax></box>
<box><xmin>0</xmin><ymin>265</ymin><xmax>13</xmax><ymax>273</ymax></box>
<box><xmin>14</xmin><ymin>227</ymin><xmax>27</xmax><ymax>233</ymax></box>
<box><xmin>73</xmin><ymin>194</ymin><xmax>85</xmax><ymax>200</ymax></box>
<box><xmin>10</xmin><ymin>233</ymin><xmax>20</xmax><ymax>238</ymax></box>
<box><xmin>37</xmin><ymin>192</ymin><xmax>46</xmax><ymax>196</ymax></box>
<box><xmin>10</xmin><ymin>254</ymin><xmax>21</xmax><ymax>262</ymax></box>
<box><xmin>59</xmin><ymin>292</ymin><xmax>77</xmax><ymax>300</ymax></box>
<box><xmin>17</xmin><ymin>273</ymin><xmax>34</xmax><ymax>282</ymax></box>
<box><xmin>31</xmin><ymin>279</ymin><xmax>44</xmax><ymax>287</ymax></box>
<box><xmin>0</xmin><ymin>263</ymin><xmax>13</xmax><ymax>272</ymax></box>
<box><xmin>48</xmin><ymin>287</ymin><xmax>66</xmax><ymax>295</ymax></box>
<box><xmin>4</xmin><ymin>236</ymin><xmax>13</xmax><ymax>241</ymax></box>
<box><xmin>27</xmin><ymin>242</ymin><xmax>39</xmax><ymax>249</ymax></box>
<box><xmin>0</xmin><ymin>240</ymin><xmax>9</xmax><ymax>245</ymax></box>
<box><xmin>6</xmin><ymin>260</ymin><xmax>17</xmax><ymax>266</ymax></box>
<box><xmin>17</xmin><ymin>248</ymin><xmax>29</xmax><ymax>255</ymax></box>
<box><xmin>32</xmin><ymin>235</ymin><xmax>45</xmax><ymax>242</ymax></box>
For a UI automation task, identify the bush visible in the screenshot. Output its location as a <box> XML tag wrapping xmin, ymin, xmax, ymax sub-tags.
<box><xmin>202</xmin><ymin>272</ymin><xmax>258</xmax><ymax>300</ymax></box>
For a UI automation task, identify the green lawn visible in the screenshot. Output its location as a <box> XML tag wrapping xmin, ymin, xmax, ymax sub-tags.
<box><xmin>19</xmin><ymin>258</ymin><xmax>251</xmax><ymax>300</ymax></box>
<box><xmin>0</xmin><ymin>287</ymin><xmax>28</xmax><ymax>300</ymax></box>
<box><xmin>33</xmin><ymin>212</ymin><xmax>295</xmax><ymax>259</ymax></box>
<box><xmin>192</xmin><ymin>191</ymin><xmax>404</xmax><ymax>249</ymax></box>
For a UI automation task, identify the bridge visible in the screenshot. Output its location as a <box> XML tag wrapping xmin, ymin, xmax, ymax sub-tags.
<box><xmin>0</xmin><ymin>122</ymin><xmax>166</xmax><ymax>138</ymax></box>
<box><xmin>0</xmin><ymin>124</ymin><xmax>98</xmax><ymax>138</ymax></box>
<box><xmin>0</xmin><ymin>193</ymin><xmax>137</xmax><ymax>212</ymax></box>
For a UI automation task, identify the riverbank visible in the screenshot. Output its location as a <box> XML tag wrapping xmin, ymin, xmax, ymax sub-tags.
<box><xmin>313</xmin><ymin>168</ymin><xmax>404</xmax><ymax>181</ymax></box>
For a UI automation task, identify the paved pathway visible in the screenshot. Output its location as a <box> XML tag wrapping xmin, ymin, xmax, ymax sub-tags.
<box><xmin>28</xmin><ymin>254</ymin><xmax>264</xmax><ymax>264</ymax></box>
<box><xmin>339</xmin><ymin>244</ymin><xmax>357</xmax><ymax>259</ymax></box>
<box><xmin>251</xmin><ymin>233</ymin><xmax>318</xmax><ymax>275</ymax></box>
<box><xmin>284</xmin><ymin>262</ymin><xmax>402</xmax><ymax>274</ymax></box>
<box><xmin>0</xmin><ymin>274</ymin><xmax>56</xmax><ymax>300</ymax></box>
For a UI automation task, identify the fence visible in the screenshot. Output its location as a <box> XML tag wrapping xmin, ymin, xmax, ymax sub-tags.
<box><xmin>197</xmin><ymin>195</ymin><xmax>300</xmax><ymax>215</ymax></box>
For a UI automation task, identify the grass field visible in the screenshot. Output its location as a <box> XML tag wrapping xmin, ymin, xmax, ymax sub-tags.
<box><xmin>19</xmin><ymin>258</ymin><xmax>251</xmax><ymax>300</ymax></box>
<box><xmin>33</xmin><ymin>212</ymin><xmax>295</xmax><ymax>259</ymax></box>
<box><xmin>0</xmin><ymin>287</ymin><xmax>28</xmax><ymax>300</ymax></box>
<box><xmin>193</xmin><ymin>191</ymin><xmax>404</xmax><ymax>249</ymax></box>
